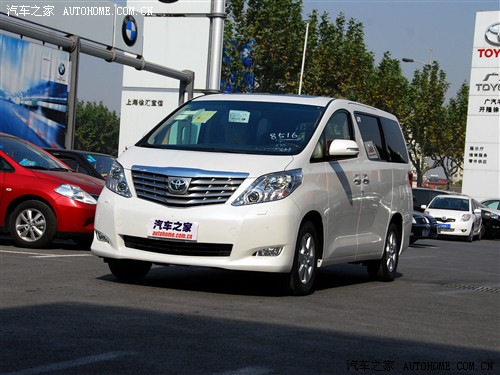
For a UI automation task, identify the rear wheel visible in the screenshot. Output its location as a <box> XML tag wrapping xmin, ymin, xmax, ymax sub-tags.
<box><xmin>367</xmin><ymin>223</ymin><xmax>400</xmax><ymax>281</ymax></box>
<box><xmin>107</xmin><ymin>259</ymin><xmax>152</xmax><ymax>282</ymax></box>
<box><xmin>9</xmin><ymin>200</ymin><xmax>57</xmax><ymax>248</ymax></box>
<box><xmin>286</xmin><ymin>221</ymin><xmax>318</xmax><ymax>296</ymax></box>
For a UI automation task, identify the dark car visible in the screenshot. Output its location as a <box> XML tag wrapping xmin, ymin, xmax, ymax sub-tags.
<box><xmin>481</xmin><ymin>199</ymin><xmax>500</xmax><ymax>210</ymax></box>
<box><xmin>412</xmin><ymin>187</ymin><xmax>451</xmax><ymax>212</ymax></box>
<box><xmin>44</xmin><ymin>148</ymin><xmax>115</xmax><ymax>180</ymax></box>
<box><xmin>411</xmin><ymin>212</ymin><xmax>438</xmax><ymax>244</ymax></box>
<box><xmin>478</xmin><ymin>203</ymin><xmax>500</xmax><ymax>239</ymax></box>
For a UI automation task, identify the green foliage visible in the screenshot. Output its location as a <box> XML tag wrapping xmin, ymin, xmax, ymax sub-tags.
<box><xmin>74</xmin><ymin>100</ymin><xmax>119</xmax><ymax>156</ymax></box>
<box><xmin>222</xmin><ymin>0</ymin><xmax>468</xmax><ymax>185</ymax></box>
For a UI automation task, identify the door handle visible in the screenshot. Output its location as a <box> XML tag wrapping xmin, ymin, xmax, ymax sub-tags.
<box><xmin>353</xmin><ymin>175</ymin><xmax>361</xmax><ymax>185</ymax></box>
<box><xmin>362</xmin><ymin>174</ymin><xmax>369</xmax><ymax>185</ymax></box>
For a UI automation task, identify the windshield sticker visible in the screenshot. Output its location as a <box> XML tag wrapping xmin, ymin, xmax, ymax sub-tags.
<box><xmin>364</xmin><ymin>141</ymin><xmax>380</xmax><ymax>159</ymax></box>
<box><xmin>270</xmin><ymin>131</ymin><xmax>298</xmax><ymax>141</ymax></box>
<box><xmin>174</xmin><ymin>110</ymin><xmax>200</xmax><ymax>121</ymax></box>
<box><xmin>193</xmin><ymin>111</ymin><xmax>217</xmax><ymax>123</ymax></box>
<box><xmin>229</xmin><ymin>110</ymin><xmax>250</xmax><ymax>123</ymax></box>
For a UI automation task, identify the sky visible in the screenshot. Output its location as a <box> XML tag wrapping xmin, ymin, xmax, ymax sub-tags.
<box><xmin>76</xmin><ymin>0</ymin><xmax>500</xmax><ymax>114</ymax></box>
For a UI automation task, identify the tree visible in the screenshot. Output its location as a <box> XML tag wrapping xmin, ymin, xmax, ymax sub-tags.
<box><xmin>436</xmin><ymin>82</ymin><xmax>469</xmax><ymax>189</ymax></box>
<box><xmin>404</xmin><ymin>62</ymin><xmax>450</xmax><ymax>187</ymax></box>
<box><xmin>294</xmin><ymin>11</ymin><xmax>375</xmax><ymax>101</ymax></box>
<box><xmin>221</xmin><ymin>1</ymin><xmax>466</xmax><ymax>188</ymax></box>
<box><xmin>366</xmin><ymin>51</ymin><xmax>411</xmax><ymax>116</ymax></box>
<box><xmin>222</xmin><ymin>0</ymin><xmax>306</xmax><ymax>93</ymax></box>
<box><xmin>74</xmin><ymin>100</ymin><xmax>119</xmax><ymax>156</ymax></box>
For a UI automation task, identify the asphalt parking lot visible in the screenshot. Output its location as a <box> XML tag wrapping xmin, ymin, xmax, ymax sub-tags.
<box><xmin>1</xmin><ymin>236</ymin><xmax>499</xmax><ymax>375</ymax></box>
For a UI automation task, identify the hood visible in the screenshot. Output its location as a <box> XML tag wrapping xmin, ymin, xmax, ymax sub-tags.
<box><xmin>32</xmin><ymin>170</ymin><xmax>105</xmax><ymax>193</ymax></box>
<box><xmin>425</xmin><ymin>208</ymin><xmax>469</xmax><ymax>220</ymax></box>
<box><xmin>118</xmin><ymin>146</ymin><xmax>296</xmax><ymax>177</ymax></box>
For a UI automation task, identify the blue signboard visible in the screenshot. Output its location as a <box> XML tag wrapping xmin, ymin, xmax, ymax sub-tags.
<box><xmin>0</xmin><ymin>34</ymin><xmax>69</xmax><ymax>147</ymax></box>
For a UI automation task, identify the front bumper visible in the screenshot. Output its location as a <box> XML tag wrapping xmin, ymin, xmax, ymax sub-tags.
<box><xmin>91</xmin><ymin>188</ymin><xmax>303</xmax><ymax>273</ymax></box>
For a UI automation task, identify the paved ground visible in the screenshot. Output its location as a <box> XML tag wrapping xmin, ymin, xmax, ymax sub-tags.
<box><xmin>1</xmin><ymin>236</ymin><xmax>499</xmax><ymax>375</ymax></box>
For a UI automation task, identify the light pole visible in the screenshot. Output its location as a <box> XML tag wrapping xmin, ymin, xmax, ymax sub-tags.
<box><xmin>402</xmin><ymin>48</ymin><xmax>432</xmax><ymax>66</ymax></box>
<box><xmin>402</xmin><ymin>50</ymin><xmax>433</xmax><ymax>187</ymax></box>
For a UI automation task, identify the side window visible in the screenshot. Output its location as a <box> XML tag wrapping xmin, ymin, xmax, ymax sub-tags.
<box><xmin>355</xmin><ymin>113</ymin><xmax>387</xmax><ymax>161</ymax></box>
<box><xmin>0</xmin><ymin>157</ymin><xmax>14</xmax><ymax>172</ymax></box>
<box><xmin>380</xmin><ymin>117</ymin><xmax>409</xmax><ymax>163</ymax></box>
<box><xmin>312</xmin><ymin>111</ymin><xmax>353</xmax><ymax>160</ymax></box>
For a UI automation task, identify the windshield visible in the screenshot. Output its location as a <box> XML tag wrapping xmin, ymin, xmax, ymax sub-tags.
<box><xmin>0</xmin><ymin>136</ymin><xmax>70</xmax><ymax>171</ymax></box>
<box><xmin>429</xmin><ymin>197</ymin><xmax>470</xmax><ymax>211</ymax></box>
<box><xmin>84</xmin><ymin>153</ymin><xmax>115</xmax><ymax>177</ymax></box>
<box><xmin>137</xmin><ymin>100</ymin><xmax>325</xmax><ymax>155</ymax></box>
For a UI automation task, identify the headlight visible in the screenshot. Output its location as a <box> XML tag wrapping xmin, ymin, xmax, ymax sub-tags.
<box><xmin>106</xmin><ymin>161</ymin><xmax>131</xmax><ymax>198</ymax></box>
<box><xmin>232</xmin><ymin>169</ymin><xmax>303</xmax><ymax>206</ymax></box>
<box><xmin>55</xmin><ymin>184</ymin><xmax>97</xmax><ymax>204</ymax></box>
<box><xmin>461</xmin><ymin>214</ymin><xmax>472</xmax><ymax>222</ymax></box>
<box><xmin>412</xmin><ymin>217</ymin><xmax>416</xmax><ymax>224</ymax></box>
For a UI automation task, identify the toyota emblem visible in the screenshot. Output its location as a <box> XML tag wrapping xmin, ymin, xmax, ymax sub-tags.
<box><xmin>168</xmin><ymin>177</ymin><xmax>189</xmax><ymax>194</ymax></box>
<box><xmin>485</xmin><ymin>22</ymin><xmax>500</xmax><ymax>47</ymax></box>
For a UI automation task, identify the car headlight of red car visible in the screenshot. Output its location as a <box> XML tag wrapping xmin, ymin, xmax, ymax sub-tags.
<box><xmin>54</xmin><ymin>184</ymin><xmax>97</xmax><ymax>204</ymax></box>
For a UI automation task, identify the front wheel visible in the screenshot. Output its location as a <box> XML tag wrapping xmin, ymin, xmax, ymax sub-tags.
<box><xmin>286</xmin><ymin>221</ymin><xmax>318</xmax><ymax>296</ymax></box>
<box><xmin>367</xmin><ymin>223</ymin><xmax>400</xmax><ymax>281</ymax></box>
<box><xmin>9</xmin><ymin>200</ymin><xmax>57</xmax><ymax>248</ymax></box>
<box><xmin>107</xmin><ymin>259</ymin><xmax>152</xmax><ymax>282</ymax></box>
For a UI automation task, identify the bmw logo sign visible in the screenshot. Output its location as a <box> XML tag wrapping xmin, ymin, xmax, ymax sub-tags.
<box><xmin>58</xmin><ymin>63</ymin><xmax>66</xmax><ymax>76</ymax></box>
<box><xmin>122</xmin><ymin>15</ymin><xmax>138</xmax><ymax>47</ymax></box>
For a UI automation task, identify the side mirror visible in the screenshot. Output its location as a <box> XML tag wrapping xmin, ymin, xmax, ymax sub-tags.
<box><xmin>328</xmin><ymin>139</ymin><xmax>359</xmax><ymax>157</ymax></box>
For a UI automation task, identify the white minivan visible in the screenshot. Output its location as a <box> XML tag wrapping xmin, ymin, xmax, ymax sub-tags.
<box><xmin>92</xmin><ymin>94</ymin><xmax>412</xmax><ymax>295</ymax></box>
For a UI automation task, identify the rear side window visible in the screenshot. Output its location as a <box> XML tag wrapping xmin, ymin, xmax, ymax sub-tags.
<box><xmin>380</xmin><ymin>117</ymin><xmax>409</xmax><ymax>163</ymax></box>
<box><xmin>355</xmin><ymin>113</ymin><xmax>387</xmax><ymax>161</ymax></box>
<box><xmin>355</xmin><ymin>113</ymin><xmax>408</xmax><ymax>163</ymax></box>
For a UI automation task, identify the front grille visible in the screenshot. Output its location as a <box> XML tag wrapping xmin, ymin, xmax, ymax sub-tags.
<box><xmin>123</xmin><ymin>235</ymin><xmax>232</xmax><ymax>257</ymax></box>
<box><xmin>435</xmin><ymin>217</ymin><xmax>456</xmax><ymax>223</ymax></box>
<box><xmin>131</xmin><ymin>167</ymin><xmax>248</xmax><ymax>207</ymax></box>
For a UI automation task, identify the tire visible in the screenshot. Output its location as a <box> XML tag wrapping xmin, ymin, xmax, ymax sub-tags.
<box><xmin>367</xmin><ymin>223</ymin><xmax>400</xmax><ymax>282</ymax></box>
<box><xmin>466</xmin><ymin>227</ymin><xmax>474</xmax><ymax>242</ymax></box>
<box><xmin>107</xmin><ymin>259</ymin><xmax>152</xmax><ymax>282</ymax></box>
<box><xmin>9</xmin><ymin>200</ymin><xmax>57</xmax><ymax>248</ymax></box>
<box><xmin>286</xmin><ymin>221</ymin><xmax>318</xmax><ymax>296</ymax></box>
<box><xmin>480</xmin><ymin>224</ymin><xmax>486</xmax><ymax>239</ymax></box>
<box><xmin>475</xmin><ymin>228</ymin><xmax>482</xmax><ymax>241</ymax></box>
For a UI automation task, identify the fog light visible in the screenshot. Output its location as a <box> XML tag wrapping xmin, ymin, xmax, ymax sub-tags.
<box><xmin>95</xmin><ymin>230</ymin><xmax>110</xmax><ymax>243</ymax></box>
<box><xmin>253</xmin><ymin>246</ymin><xmax>283</xmax><ymax>256</ymax></box>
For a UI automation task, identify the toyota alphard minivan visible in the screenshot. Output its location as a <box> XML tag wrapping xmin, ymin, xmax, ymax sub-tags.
<box><xmin>92</xmin><ymin>94</ymin><xmax>412</xmax><ymax>295</ymax></box>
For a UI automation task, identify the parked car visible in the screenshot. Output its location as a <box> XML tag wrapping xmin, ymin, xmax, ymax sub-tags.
<box><xmin>0</xmin><ymin>133</ymin><xmax>105</xmax><ymax>248</ymax></box>
<box><xmin>411</xmin><ymin>213</ymin><xmax>430</xmax><ymax>244</ymax></box>
<box><xmin>478</xmin><ymin>203</ymin><xmax>500</xmax><ymax>239</ymax></box>
<box><xmin>91</xmin><ymin>93</ymin><xmax>413</xmax><ymax>295</ymax></box>
<box><xmin>411</xmin><ymin>212</ymin><xmax>438</xmax><ymax>244</ymax></box>
<box><xmin>481</xmin><ymin>198</ymin><xmax>500</xmax><ymax>210</ymax></box>
<box><xmin>424</xmin><ymin>194</ymin><xmax>482</xmax><ymax>242</ymax></box>
<box><xmin>44</xmin><ymin>148</ymin><xmax>115</xmax><ymax>180</ymax></box>
<box><xmin>412</xmin><ymin>187</ymin><xmax>451</xmax><ymax>213</ymax></box>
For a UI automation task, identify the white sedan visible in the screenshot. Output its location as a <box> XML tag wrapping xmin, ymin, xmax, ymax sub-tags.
<box><xmin>424</xmin><ymin>194</ymin><xmax>482</xmax><ymax>242</ymax></box>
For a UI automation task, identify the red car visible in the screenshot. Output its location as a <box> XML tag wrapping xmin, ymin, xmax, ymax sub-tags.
<box><xmin>0</xmin><ymin>133</ymin><xmax>105</xmax><ymax>248</ymax></box>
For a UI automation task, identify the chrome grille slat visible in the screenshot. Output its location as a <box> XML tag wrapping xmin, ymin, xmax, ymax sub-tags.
<box><xmin>131</xmin><ymin>168</ymin><xmax>247</xmax><ymax>207</ymax></box>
